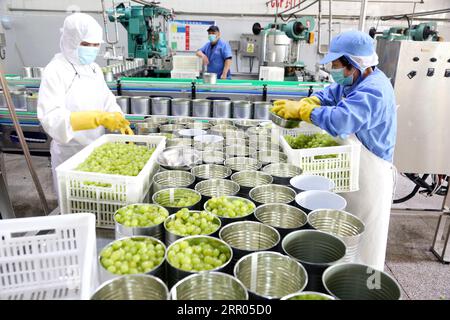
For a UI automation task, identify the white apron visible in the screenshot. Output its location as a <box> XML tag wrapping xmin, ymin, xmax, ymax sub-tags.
<box><xmin>49</xmin><ymin>65</ymin><xmax>107</xmax><ymax>193</ymax></box>
<box><xmin>340</xmin><ymin>140</ymin><xmax>396</xmax><ymax>271</ymax></box>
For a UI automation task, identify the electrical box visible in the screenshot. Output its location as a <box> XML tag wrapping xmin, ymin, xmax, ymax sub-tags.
<box><xmin>239</xmin><ymin>34</ymin><xmax>260</xmax><ymax>57</ymax></box>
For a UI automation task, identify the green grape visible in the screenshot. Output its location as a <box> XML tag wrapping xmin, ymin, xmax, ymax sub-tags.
<box><xmin>288</xmin><ymin>294</ymin><xmax>332</xmax><ymax>300</ymax></box>
<box><xmin>205</xmin><ymin>196</ymin><xmax>255</xmax><ymax>218</ymax></box>
<box><xmin>166</xmin><ymin>209</ymin><xmax>220</xmax><ymax>236</ymax></box>
<box><xmin>155</xmin><ymin>189</ymin><xmax>201</xmax><ymax>208</ymax></box>
<box><xmin>76</xmin><ymin>142</ymin><xmax>155</xmax><ymax>177</ymax></box>
<box><xmin>285</xmin><ymin>133</ymin><xmax>339</xmax><ymax>150</ymax></box>
<box><xmin>114</xmin><ymin>204</ymin><xmax>168</xmax><ymax>227</ymax></box>
<box><xmin>167</xmin><ymin>238</ymin><xmax>231</xmax><ymax>272</ymax></box>
<box><xmin>100</xmin><ymin>237</ymin><xmax>165</xmax><ymax>275</ymax></box>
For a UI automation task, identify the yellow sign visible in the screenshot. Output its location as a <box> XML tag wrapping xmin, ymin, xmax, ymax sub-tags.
<box><xmin>247</xmin><ymin>43</ymin><xmax>255</xmax><ymax>53</ymax></box>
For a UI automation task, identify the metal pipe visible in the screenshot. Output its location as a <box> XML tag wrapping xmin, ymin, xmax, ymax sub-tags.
<box><xmin>358</xmin><ymin>0</ymin><xmax>368</xmax><ymax>31</ymax></box>
<box><xmin>317</xmin><ymin>0</ymin><xmax>322</xmax><ymax>55</ymax></box>
<box><xmin>101</xmin><ymin>0</ymin><xmax>120</xmax><ymax>46</ymax></box>
<box><xmin>261</xmin><ymin>30</ymin><xmax>269</xmax><ymax>64</ymax></box>
<box><xmin>0</xmin><ymin>65</ymin><xmax>49</xmax><ymax>215</ymax></box>
<box><xmin>329</xmin><ymin>0</ymin><xmax>333</xmax><ymax>49</ymax></box>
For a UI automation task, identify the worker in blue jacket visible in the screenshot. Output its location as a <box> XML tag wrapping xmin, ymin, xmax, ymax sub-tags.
<box><xmin>272</xmin><ymin>30</ymin><xmax>397</xmax><ymax>271</ymax></box>
<box><xmin>196</xmin><ymin>25</ymin><xmax>232</xmax><ymax>79</ymax></box>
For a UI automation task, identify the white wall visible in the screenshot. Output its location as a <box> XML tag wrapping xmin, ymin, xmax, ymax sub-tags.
<box><xmin>1</xmin><ymin>0</ymin><xmax>449</xmax><ymax>75</ymax></box>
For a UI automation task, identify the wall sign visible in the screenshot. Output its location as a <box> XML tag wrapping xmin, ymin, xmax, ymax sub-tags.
<box><xmin>169</xmin><ymin>20</ymin><xmax>215</xmax><ymax>52</ymax></box>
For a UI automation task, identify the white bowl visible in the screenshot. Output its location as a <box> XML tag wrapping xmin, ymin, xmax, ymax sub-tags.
<box><xmin>193</xmin><ymin>134</ymin><xmax>224</xmax><ymax>144</ymax></box>
<box><xmin>295</xmin><ymin>190</ymin><xmax>347</xmax><ymax>212</ymax></box>
<box><xmin>290</xmin><ymin>175</ymin><xmax>335</xmax><ymax>192</ymax></box>
<box><xmin>178</xmin><ymin>129</ymin><xmax>207</xmax><ymax>138</ymax></box>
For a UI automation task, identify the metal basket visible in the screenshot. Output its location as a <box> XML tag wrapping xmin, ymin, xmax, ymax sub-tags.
<box><xmin>322</xmin><ymin>263</ymin><xmax>402</xmax><ymax>300</ymax></box>
<box><xmin>152</xmin><ymin>187</ymin><xmax>202</xmax><ymax>214</ymax></box>
<box><xmin>168</xmin><ymin>117</ymin><xmax>194</xmax><ymax>125</ymax></box>
<box><xmin>98</xmin><ymin>236</ymin><xmax>166</xmax><ymax>283</ymax></box>
<box><xmin>246</xmin><ymin>126</ymin><xmax>272</xmax><ymax>138</ymax></box>
<box><xmin>191</xmin><ymin>164</ymin><xmax>232</xmax><ymax>180</ymax></box>
<box><xmin>234</xmin><ymin>251</ymin><xmax>308</xmax><ymax>300</ymax></box>
<box><xmin>159</xmin><ymin>124</ymin><xmax>186</xmax><ymax>133</ymax></box>
<box><xmin>204</xmin><ymin>195</ymin><xmax>256</xmax><ymax>225</ymax></box>
<box><xmin>135</xmin><ymin>122</ymin><xmax>159</xmax><ymax>135</ymax></box>
<box><xmin>234</xmin><ymin>119</ymin><xmax>258</xmax><ymax>130</ymax></box>
<box><xmin>194</xmin><ymin>179</ymin><xmax>240</xmax><ymax>198</ymax></box>
<box><xmin>170</xmin><ymin>272</ymin><xmax>248</xmax><ymax>300</ymax></box>
<box><xmin>219</xmin><ymin>221</ymin><xmax>280</xmax><ymax>266</ymax></box>
<box><xmin>224</xmin><ymin>157</ymin><xmax>262</xmax><ymax>172</ymax></box>
<box><xmin>152</xmin><ymin>170</ymin><xmax>195</xmax><ymax>193</ymax></box>
<box><xmin>91</xmin><ymin>275</ymin><xmax>169</xmax><ymax>300</ymax></box>
<box><xmin>201</xmin><ymin>150</ymin><xmax>226</xmax><ymax>165</ymax></box>
<box><xmin>211</xmin><ymin>119</ymin><xmax>234</xmax><ymax>126</ymax></box>
<box><xmin>254</xmin><ymin>203</ymin><xmax>308</xmax><ymax>238</ymax></box>
<box><xmin>225</xmin><ymin>138</ymin><xmax>249</xmax><ymax>147</ymax></box>
<box><xmin>187</xmin><ymin>121</ymin><xmax>212</xmax><ymax>131</ymax></box>
<box><xmin>262</xmin><ymin>163</ymin><xmax>303</xmax><ymax>185</ymax></box>
<box><xmin>166</xmin><ymin>138</ymin><xmax>192</xmax><ymax>148</ymax></box>
<box><xmin>225</xmin><ymin>145</ymin><xmax>256</xmax><ymax>158</ymax></box>
<box><xmin>113</xmin><ymin>203</ymin><xmax>169</xmax><ymax>242</ymax></box>
<box><xmin>145</xmin><ymin>117</ymin><xmax>168</xmax><ymax>126</ymax></box>
<box><xmin>210</xmin><ymin>124</ymin><xmax>237</xmax><ymax>136</ymax></box>
<box><xmin>166</xmin><ymin>236</ymin><xmax>233</xmax><ymax>287</ymax></box>
<box><xmin>256</xmin><ymin>150</ymin><xmax>288</xmax><ymax>166</ymax></box>
<box><xmin>231</xmin><ymin>170</ymin><xmax>273</xmax><ymax>197</ymax></box>
<box><xmin>249</xmin><ymin>184</ymin><xmax>296</xmax><ymax>206</ymax></box>
<box><xmin>282</xmin><ymin>230</ymin><xmax>347</xmax><ymax>292</ymax></box>
<box><xmin>308</xmin><ymin>209</ymin><xmax>365</xmax><ymax>263</ymax></box>
<box><xmin>281</xmin><ymin>291</ymin><xmax>335</xmax><ymax>300</ymax></box>
<box><xmin>249</xmin><ymin>139</ymin><xmax>281</xmax><ymax>151</ymax></box>
<box><xmin>164</xmin><ymin>211</ymin><xmax>221</xmax><ymax>246</ymax></box>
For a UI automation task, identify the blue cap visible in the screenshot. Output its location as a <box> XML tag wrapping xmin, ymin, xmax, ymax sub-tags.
<box><xmin>319</xmin><ymin>31</ymin><xmax>375</xmax><ymax>65</ymax></box>
<box><xmin>207</xmin><ymin>25</ymin><xmax>220</xmax><ymax>32</ymax></box>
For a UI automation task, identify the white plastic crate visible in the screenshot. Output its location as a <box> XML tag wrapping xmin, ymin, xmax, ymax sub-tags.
<box><xmin>171</xmin><ymin>70</ymin><xmax>200</xmax><ymax>79</ymax></box>
<box><xmin>278</xmin><ymin>123</ymin><xmax>361</xmax><ymax>192</ymax></box>
<box><xmin>172</xmin><ymin>55</ymin><xmax>202</xmax><ymax>72</ymax></box>
<box><xmin>56</xmin><ymin>135</ymin><xmax>166</xmax><ymax>228</ymax></box>
<box><xmin>0</xmin><ymin>213</ymin><xmax>97</xmax><ymax>300</ymax></box>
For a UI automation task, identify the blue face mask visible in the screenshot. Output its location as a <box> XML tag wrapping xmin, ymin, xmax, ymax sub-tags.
<box><xmin>208</xmin><ymin>34</ymin><xmax>217</xmax><ymax>43</ymax></box>
<box><xmin>330</xmin><ymin>67</ymin><xmax>354</xmax><ymax>86</ymax></box>
<box><xmin>77</xmin><ymin>45</ymin><xmax>99</xmax><ymax>65</ymax></box>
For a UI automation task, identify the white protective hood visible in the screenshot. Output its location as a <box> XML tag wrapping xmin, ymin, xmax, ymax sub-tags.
<box><xmin>60</xmin><ymin>13</ymin><xmax>104</xmax><ymax>65</ymax></box>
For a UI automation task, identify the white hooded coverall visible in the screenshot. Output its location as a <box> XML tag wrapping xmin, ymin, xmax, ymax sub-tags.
<box><xmin>37</xmin><ymin>13</ymin><xmax>123</xmax><ymax>191</ymax></box>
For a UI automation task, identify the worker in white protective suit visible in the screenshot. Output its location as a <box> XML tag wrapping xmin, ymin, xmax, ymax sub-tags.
<box><xmin>272</xmin><ymin>31</ymin><xmax>397</xmax><ymax>271</ymax></box>
<box><xmin>38</xmin><ymin>13</ymin><xmax>133</xmax><ymax>193</ymax></box>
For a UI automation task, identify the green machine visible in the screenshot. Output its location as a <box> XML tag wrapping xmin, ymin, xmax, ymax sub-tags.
<box><xmin>252</xmin><ymin>17</ymin><xmax>316</xmax><ymax>81</ymax></box>
<box><xmin>370</xmin><ymin>22</ymin><xmax>440</xmax><ymax>41</ymax></box>
<box><xmin>107</xmin><ymin>2</ymin><xmax>173</xmax><ymax>75</ymax></box>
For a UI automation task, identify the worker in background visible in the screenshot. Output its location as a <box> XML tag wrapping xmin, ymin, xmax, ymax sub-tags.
<box><xmin>272</xmin><ymin>31</ymin><xmax>397</xmax><ymax>271</ymax></box>
<box><xmin>196</xmin><ymin>25</ymin><xmax>232</xmax><ymax>79</ymax></box>
<box><xmin>38</xmin><ymin>13</ymin><xmax>132</xmax><ymax>192</ymax></box>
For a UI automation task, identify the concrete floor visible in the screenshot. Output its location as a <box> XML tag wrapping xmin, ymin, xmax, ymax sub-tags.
<box><xmin>2</xmin><ymin>153</ymin><xmax>449</xmax><ymax>300</ymax></box>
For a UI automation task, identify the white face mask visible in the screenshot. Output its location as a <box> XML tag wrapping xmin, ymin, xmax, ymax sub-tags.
<box><xmin>77</xmin><ymin>45</ymin><xmax>99</xmax><ymax>65</ymax></box>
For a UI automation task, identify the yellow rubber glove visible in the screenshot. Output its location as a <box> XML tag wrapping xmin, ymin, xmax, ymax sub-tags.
<box><xmin>271</xmin><ymin>98</ymin><xmax>320</xmax><ymax>123</ymax></box>
<box><xmin>120</xmin><ymin>125</ymin><xmax>134</xmax><ymax>135</ymax></box>
<box><xmin>271</xmin><ymin>100</ymin><xmax>302</xmax><ymax>119</ymax></box>
<box><xmin>301</xmin><ymin>96</ymin><xmax>321</xmax><ymax>106</ymax></box>
<box><xmin>70</xmin><ymin>111</ymin><xmax>130</xmax><ymax>132</ymax></box>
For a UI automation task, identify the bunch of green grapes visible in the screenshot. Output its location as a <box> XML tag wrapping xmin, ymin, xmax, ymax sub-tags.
<box><xmin>115</xmin><ymin>204</ymin><xmax>169</xmax><ymax>227</ymax></box>
<box><xmin>205</xmin><ymin>196</ymin><xmax>255</xmax><ymax>218</ymax></box>
<box><xmin>155</xmin><ymin>189</ymin><xmax>201</xmax><ymax>207</ymax></box>
<box><xmin>285</xmin><ymin>133</ymin><xmax>339</xmax><ymax>150</ymax></box>
<box><xmin>100</xmin><ymin>237</ymin><xmax>165</xmax><ymax>275</ymax></box>
<box><xmin>167</xmin><ymin>238</ymin><xmax>231</xmax><ymax>272</ymax></box>
<box><xmin>165</xmin><ymin>208</ymin><xmax>220</xmax><ymax>236</ymax></box>
<box><xmin>76</xmin><ymin>142</ymin><xmax>155</xmax><ymax>176</ymax></box>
